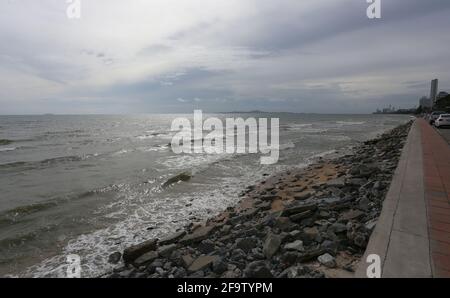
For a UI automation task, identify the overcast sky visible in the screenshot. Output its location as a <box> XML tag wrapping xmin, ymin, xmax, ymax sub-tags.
<box><xmin>1</xmin><ymin>0</ymin><xmax>449</xmax><ymax>114</ymax></box>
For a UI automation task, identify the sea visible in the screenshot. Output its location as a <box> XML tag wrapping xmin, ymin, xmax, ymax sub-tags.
<box><xmin>0</xmin><ymin>113</ymin><xmax>412</xmax><ymax>277</ymax></box>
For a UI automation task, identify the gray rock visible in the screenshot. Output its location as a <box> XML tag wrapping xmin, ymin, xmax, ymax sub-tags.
<box><xmin>354</xmin><ymin>233</ymin><xmax>367</xmax><ymax>247</ymax></box>
<box><xmin>108</xmin><ymin>252</ymin><xmax>122</xmax><ymax>264</ymax></box>
<box><xmin>260</xmin><ymin>195</ymin><xmax>280</xmax><ymax>201</ymax></box>
<box><xmin>243</xmin><ymin>261</ymin><xmax>273</xmax><ymax>278</ymax></box>
<box><xmin>179</xmin><ymin>226</ymin><xmax>214</xmax><ymax>245</ymax></box>
<box><xmin>158</xmin><ymin>244</ymin><xmax>177</xmax><ymax>258</ymax></box>
<box><xmin>358</xmin><ymin>197</ymin><xmax>371</xmax><ymax>211</ymax></box>
<box><xmin>284</xmin><ymin>240</ymin><xmax>304</xmax><ymax>252</ymax></box>
<box><xmin>159</xmin><ymin>231</ymin><xmax>186</xmax><ymax>245</ymax></box>
<box><xmin>274</xmin><ymin>217</ymin><xmax>295</xmax><ymax>231</ymax></box>
<box><xmin>329</xmin><ymin>222</ymin><xmax>347</xmax><ymax>233</ymax></box>
<box><xmin>147</xmin><ymin>260</ymin><xmax>164</xmax><ymax>274</ymax></box>
<box><xmin>188</xmin><ymin>255</ymin><xmax>219</xmax><ymax>272</ymax></box>
<box><xmin>294</xmin><ymin>191</ymin><xmax>313</xmax><ymax>200</ymax></box>
<box><xmin>303</xmin><ymin>226</ymin><xmax>319</xmax><ymax>241</ymax></box>
<box><xmin>282</xmin><ymin>203</ymin><xmax>317</xmax><ymax>217</ymax></box>
<box><xmin>181</xmin><ymin>254</ymin><xmax>194</xmax><ymax>269</ymax></box>
<box><xmin>230</xmin><ymin>248</ymin><xmax>246</xmax><ymax>262</ymax></box>
<box><xmin>212</xmin><ymin>258</ymin><xmax>228</xmax><ymax>275</ymax></box>
<box><xmin>365</xmin><ymin>219</ymin><xmax>377</xmax><ymax>232</ymax></box>
<box><xmin>321</xmin><ymin>240</ymin><xmax>338</xmax><ymax>253</ymax></box>
<box><xmin>221</xmin><ymin>225</ymin><xmax>232</xmax><ymax>234</ymax></box>
<box><xmin>123</xmin><ymin>239</ymin><xmax>158</xmax><ymax>264</ymax></box>
<box><xmin>162</xmin><ymin>172</ymin><xmax>191</xmax><ymax>188</ymax></box>
<box><xmin>289</xmin><ymin>210</ymin><xmax>314</xmax><ymax>222</ymax></box>
<box><xmin>346</xmin><ymin>178</ymin><xmax>367</xmax><ymax>186</ymax></box>
<box><xmin>198</xmin><ymin>239</ymin><xmax>216</xmax><ymax>254</ymax></box>
<box><xmin>318</xmin><ymin>253</ymin><xmax>336</xmax><ymax>268</ymax></box>
<box><xmin>222</xmin><ymin>270</ymin><xmax>241</xmax><ymax>278</ymax></box>
<box><xmin>263</xmin><ymin>233</ymin><xmax>282</xmax><ymax>259</ymax></box>
<box><xmin>341</xmin><ymin>209</ymin><xmax>365</xmax><ymax>221</ymax></box>
<box><xmin>189</xmin><ymin>270</ymin><xmax>205</xmax><ymax>278</ymax></box>
<box><xmin>373</xmin><ymin>181</ymin><xmax>382</xmax><ymax>190</ymax></box>
<box><xmin>235</xmin><ymin>238</ymin><xmax>258</xmax><ymax>252</ymax></box>
<box><xmin>280</xmin><ymin>251</ymin><xmax>300</xmax><ymax>266</ymax></box>
<box><xmin>134</xmin><ymin>251</ymin><xmax>159</xmax><ymax>267</ymax></box>
<box><xmin>173</xmin><ymin>267</ymin><xmax>187</xmax><ymax>278</ymax></box>
<box><xmin>326</xmin><ymin>177</ymin><xmax>346</xmax><ymax>188</ymax></box>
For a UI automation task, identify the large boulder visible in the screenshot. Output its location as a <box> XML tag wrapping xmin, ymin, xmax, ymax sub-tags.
<box><xmin>179</xmin><ymin>226</ymin><xmax>214</xmax><ymax>245</ymax></box>
<box><xmin>123</xmin><ymin>239</ymin><xmax>158</xmax><ymax>264</ymax></box>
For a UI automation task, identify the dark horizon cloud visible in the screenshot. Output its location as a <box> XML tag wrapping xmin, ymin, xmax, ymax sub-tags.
<box><xmin>0</xmin><ymin>0</ymin><xmax>449</xmax><ymax>115</ymax></box>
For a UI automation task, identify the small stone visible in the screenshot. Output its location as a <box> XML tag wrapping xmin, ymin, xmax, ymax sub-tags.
<box><xmin>181</xmin><ymin>254</ymin><xmax>194</xmax><ymax>269</ymax></box>
<box><xmin>243</xmin><ymin>261</ymin><xmax>273</xmax><ymax>278</ymax></box>
<box><xmin>173</xmin><ymin>267</ymin><xmax>187</xmax><ymax>278</ymax></box>
<box><xmin>188</xmin><ymin>255</ymin><xmax>219</xmax><ymax>273</ymax></box>
<box><xmin>365</xmin><ymin>219</ymin><xmax>377</xmax><ymax>231</ymax></box>
<box><xmin>326</xmin><ymin>177</ymin><xmax>346</xmax><ymax>188</ymax></box>
<box><xmin>294</xmin><ymin>191</ymin><xmax>312</xmax><ymax>200</ymax></box>
<box><xmin>212</xmin><ymin>258</ymin><xmax>228</xmax><ymax>275</ymax></box>
<box><xmin>318</xmin><ymin>253</ymin><xmax>336</xmax><ymax>268</ymax></box>
<box><xmin>189</xmin><ymin>270</ymin><xmax>205</xmax><ymax>278</ymax></box>
<box><xmin>108</xmin><ymin>252</ymin><xmax>122</xmax><ymax>264</ymax></box>
<box><xmin>341</xmin><ymin>209</ymin><xmax>365</xmax><ymax>221</ymax></box>
<box><xmin>354</xmin><ymin>233</ymin><xmax>367</xmax><ymax>247</ymax></box>
<box><xmin>329</xmin><ymin>222</ymin><xmax>347</xmax><ymax>233</ymax></box>
<box><xmin>321</xmin><ymin>239</ymin><xmax>338</xmax><ymax>253</ymax></box>
<box><xmin>198</xmin><ymin>239</ymin><xmax>215</xmax><ymax>254</ymax></box>
<box><xmin>235</xmin><ymin>238</ymin><xmax>258</xmax><ymax>252</ymax></box>
<box><xmin>358</xmin><ymin>197</ymin><xmax>371</xmax><ymax>211</ymax></box>
<box><xmin>303</xmin><ymin>226</ymin><xmax>319</xmax><ymax>240</ymax></box>
<box><xmin>284</xmin><ymin>240</ymin><xmax>304</xmax><ymax>252</ymax></box>
<box><xmin>263</xmin><ymin>233</ymin><xmax>282</xmax><ymax>259</ymax></box>
<box><xmin>274</xmin><ymin>217</ymin><xmax>295</xmax><ymax>231</ymax></box>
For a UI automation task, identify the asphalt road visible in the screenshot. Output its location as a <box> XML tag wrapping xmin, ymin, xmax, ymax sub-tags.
<box><xmin>435</xmin><ymin>126</ymin><xmax>450</xmax><ymax>144</ymax></box>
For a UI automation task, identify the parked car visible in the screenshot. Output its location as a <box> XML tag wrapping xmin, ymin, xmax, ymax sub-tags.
<box><xmin>434</xmin><ymin>114</ymin><xmax>450</xmax><ymax>128</ymax></box>
<box><xmin>429</xmin><ymin>111</ymin><xmax>446</xmax><ymax>124</ymax></box>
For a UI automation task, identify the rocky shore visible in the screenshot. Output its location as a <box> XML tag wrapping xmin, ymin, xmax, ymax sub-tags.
<box><xmin>106</xmin><ymin>121</ymin><xmax>413</xmax><ymax>278</ymax></box>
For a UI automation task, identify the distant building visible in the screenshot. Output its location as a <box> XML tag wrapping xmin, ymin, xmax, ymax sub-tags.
<box><xmin>437</xmin><ymin>91</ymin><xmax>449</xmax><ymax>101</ymax></box>
<box><xmin>419</xmin><ymin>96</ymin><xmax>432</xmax><ymax>108</ymax></box>
<box><xmin>430</xmin><ymin>79</ymin><xmax>438</xmax><ymax>105</ymax></box>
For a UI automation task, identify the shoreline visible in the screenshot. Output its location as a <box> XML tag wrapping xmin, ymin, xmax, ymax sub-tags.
<box><xmin>105</xmin><ymin>120</ymin><xmax>413</xmax><ymax>278</ymax></box>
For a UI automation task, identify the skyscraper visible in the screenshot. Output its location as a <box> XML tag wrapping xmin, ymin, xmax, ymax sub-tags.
<box><xmin>430</xmin><ymin>79</ymin><xmax>438</xmax><ymax>105</ymax></box>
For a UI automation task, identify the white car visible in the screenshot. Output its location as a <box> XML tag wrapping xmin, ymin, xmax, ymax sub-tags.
<box><xmin>429</xmin><ymin>111</ymin><xmax>446</xmax><ymax>124</ymax></box>
<box><xmin>435</xmin><ymin>114</ymin><xmax>450</xmax><ymax>128</ymax></box>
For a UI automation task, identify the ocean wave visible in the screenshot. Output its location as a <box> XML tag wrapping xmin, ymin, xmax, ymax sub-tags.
<box><xmin>285</xmin><ymin>123</ymin><xmax>313</xmax><ymax>130</ymax></box>
<box><xmin>0</xmin><ymin>147</ymin><xmax>16</xmax><ymax>152</ymax></box>
<box><xmin>336</xmin><ymin>121</ymin><xmax>366</xmax><ymax>125</ymax></box>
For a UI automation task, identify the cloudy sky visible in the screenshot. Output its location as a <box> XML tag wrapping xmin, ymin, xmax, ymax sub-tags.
<box><xmin>1</xmin><ymin>0</ymin><xmax>449</xmax><ymax>114</ymax></box>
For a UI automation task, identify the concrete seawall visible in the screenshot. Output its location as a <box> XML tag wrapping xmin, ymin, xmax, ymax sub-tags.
<box><xmin>356</xmin><ymin>119</ymin><xmax>450</xmax><ymax>278</ymax></box>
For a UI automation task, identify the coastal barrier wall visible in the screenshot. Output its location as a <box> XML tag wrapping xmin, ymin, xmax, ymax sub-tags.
<box><xmin>355</xmin><ymin>119</ymin><xmax>432</xmax><ymax>278</ymax></box>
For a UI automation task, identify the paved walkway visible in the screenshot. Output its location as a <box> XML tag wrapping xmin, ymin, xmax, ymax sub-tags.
<box><xmin>356</xmin><ymin>119</ymin><xmax>450</xmax><ymax>278</ymax></box>
<box><xmin>420</xmin><ymin>119</ymin><xmax>450</xmax><ymax>277</ymax></box>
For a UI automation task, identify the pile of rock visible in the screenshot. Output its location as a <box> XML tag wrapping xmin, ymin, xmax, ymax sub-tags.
<box><xmin>106</xmin><ymin>121</ymin><xmax>412</xmax><ymax>278</ymax></box>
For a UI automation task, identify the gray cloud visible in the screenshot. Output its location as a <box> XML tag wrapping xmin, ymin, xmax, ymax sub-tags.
<box><xmin>1</xmin><ymin>0</ymin><xmax>450</xmax><ymax>114</ymax></box>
